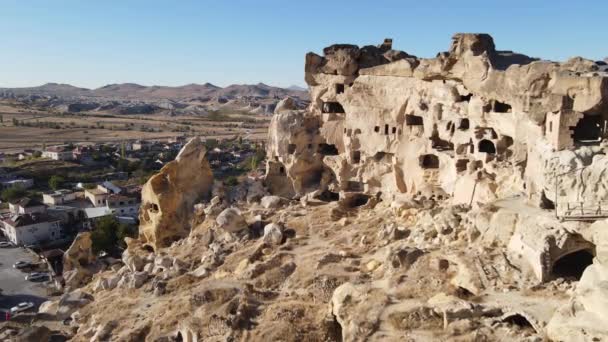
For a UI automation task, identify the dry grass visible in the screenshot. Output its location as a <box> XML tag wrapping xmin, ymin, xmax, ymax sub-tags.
<box><xmin>0</xmin><ymin>101</ymin><xmax>270</xmax><ymax>152</ymax></box>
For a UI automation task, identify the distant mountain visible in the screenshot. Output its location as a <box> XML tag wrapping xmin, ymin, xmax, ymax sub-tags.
<box><xmin>287</xmin><ymin>85</ymin><xmax>307</xmax><ymax>92</ymax></box>
<box><xmin>0</xmin><ymin>82</ymin><xmax>309</xmax><ymax>115</ymax></box>
<box><xmin>0</xmin><ymin>82</ymin><xmax>308</xmax><ymax>101</ymax></box>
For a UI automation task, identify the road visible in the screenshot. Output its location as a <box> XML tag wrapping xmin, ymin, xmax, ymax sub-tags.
<box><xmin>0</xmin><ymin>245</ymin><xmax>49</xmax><ymax>316</ymax></box>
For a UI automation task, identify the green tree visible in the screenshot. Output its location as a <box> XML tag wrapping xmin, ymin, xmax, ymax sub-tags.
<box><xmin>1</xmin><ymin>186</ymin><xmax>27</xmax><ymax>202</ymax></box>
<box><xmin>90</xmin><ymin>216</ymin><xmax>118</xmax><ymax>254</ymax></box>
<box><xmin>90</xmin><ymin>216</ymin><xmax>136</xmax><ymax>253</ymax></box>
<box><xmin>48</xmin><ymin>175</ymin><xmax>65</xmax><ymax>190</ymax></box>
<box><xmin>0</xmin><ymin>114</ymin><xmax>3</xmax><ymax>123</ymax></box>
<box><xmin>32</xmin><ymin>151</ymin><xmax>42</xmax><ymax>158</ymax></box>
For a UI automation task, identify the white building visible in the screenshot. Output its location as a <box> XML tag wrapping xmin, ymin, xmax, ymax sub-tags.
<box><xmin>42</xmin><ymin>146</ymin><xmax>73</xmax><ymax>161</ymax></box>
<box><xmin>1</xmin><ymin>214</ymin><xmax>62</xmax><ymax>246</ymax></box>
<box><xmin>9</xmin><ymin>198</ymin><xmax>46</xmax><ymax>215</ymax></box>
<box><xmin>42</xmin><ymin>189</ymin><xmax>78</xmax><ymax>205</ymax></box>
<box><xmin>106</xmin><ymin>194</ymin><xmax>140</xmax><ymax>218</ymax></box>
<box><xmin>84</xmin><ymin>188</ymin><xmax>109</xmax><ymax>207</ymax></box>
<box><xmin>83</xmin><ymin>206</ymin><xmax>113</xmax><ymax>229</ymax></box>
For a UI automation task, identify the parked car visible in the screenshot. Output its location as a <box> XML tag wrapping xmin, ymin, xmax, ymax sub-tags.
<box><xmin>0</xmin><ymin>241</ymin><xmax>12</xmax><ymax>248</ymax></box>
<box><xmin>13</xmin><ymin>261</ymin><xmax>32</xmax><ymax>269</ymax></box>
<box><xmin>10</xmin><ymin>302</ymin><xmax>34</xmax><ymax>314</ymax></box>
<box><xmin>25</xmin><ymin>272</ymin><xmax>48</xmax><ymax>282</ymax></box>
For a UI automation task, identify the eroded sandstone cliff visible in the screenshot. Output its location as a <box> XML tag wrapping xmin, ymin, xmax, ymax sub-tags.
<box><xmin>13</xmin><ymin>34</ymin><xmax>608</xmax><ymax>342</ymax></box>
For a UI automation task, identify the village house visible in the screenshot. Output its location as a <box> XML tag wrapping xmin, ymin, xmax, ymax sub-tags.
<box><xmin>42</xmin><ymin>189</ymin><xmax>78</xmax><ymax>205</ymax></box>
<box><xmin>1</xmin><ymin>213</ymin><xmax>62</xmax><ymax>246</ymax></box>
<box><xmin>99</xmin><ymin>181</ymin><xmax>122</xmax><ymax>194</ymax></box>
<box><xmin>106</xmin><ymin>194</ymin><xmax>140</xmax><ymax>218</ymax></box>
<box><xmin>42</xmin><ymin>146</ymin><xmax>74</xmax><ymax>161</ymax></box>
<box><xmin>72</xmin><ymin>145</ymin><xmax>94</xmax><ymax>163</ymax></box>
<box><xmin>82</xmin><ymin>206</ymin><xmax>113</xmax><ymax>229</ymax></box>
<box><xmin>9</xmin><ymin>197</ymin><xmax>46</xmax><ymax>215</ymax></box>
<box><xmin>84</xmin><ymin>188</ymin><xmax>109</xmax><ymax>207</ymax></box>
<box><xmin>18</xmin><ymin>150</ymin><xmax>36</xmax><ymax>160</ymax></box>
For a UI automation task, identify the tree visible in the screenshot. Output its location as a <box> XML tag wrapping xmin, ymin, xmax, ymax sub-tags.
<box><xmin>90</xmin><ymin>216</ymin><xmax>118</xmax><ymax>254</ymax></box>
<box><xmin>32</xmin><ymin>151</ymin><xmax>42</xmax><ymax>158</ymax></box>
<box><xmin>48</xmin><ymin>175</ymin><xmax>65</xmax><ymax>190</ymax></box>
<box><xmin>1</xmin><ymin>186</ymin><xmax>27</xmax><ymax>202</ymax></box>
<box><xmin>90</xmin><ymin>216</ymin><xmax>136</xmax><ymax>253</ymax></box>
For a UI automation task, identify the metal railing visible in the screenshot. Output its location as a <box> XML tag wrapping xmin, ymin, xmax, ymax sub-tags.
<box><xmin>560</xmin><ymin>201</ymin><xmax>608</xmax><ymax>220</ymax></box>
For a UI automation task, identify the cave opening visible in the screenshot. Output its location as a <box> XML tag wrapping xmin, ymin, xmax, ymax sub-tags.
<box><xmin>571</xmin><ymin>115</ymin><xmax>604</xmax><ymax>144</ymax></box>
<box><xmin>318</xmin><ymin>190</ymin><xmax>340</xmax><ymax>202</ymax></box>
<box><xmin>502</xmin><ymin>314</ymin><xmax>534</xmax><ymax>331</ymax></box>
<box><xmin>458</xmin><ymin>118</ymin><xmax>470</xmax><ymax>130</ymax></box>
<box><xmin>373</xmin><ymin>152</ymin><xmax>391</xmax><ymax>162</ymax></box>
<box><xmin>405</xmin><ymin>114</ymin><xmax>424</xmax><ymax>126</ymax></box>
<box><xmin>322</xmin><ymin>102</ymin><xmax>345</xmax><ymax>114</ymax></box>
<box><xmin>344</xmin><ymin>194</ymin><xmax>370</xmax><ymax>208</ymax></box>
<box><xmin>352</xmin><ymin>150</ymin><xmax>361</xmax><ymax>163</ymax></box>
<box><xmin>302</xmin><ymin>169</ymin><xmax>323</xmax><ymax>188</ymax></box>
<box><xmin>384</xmin><ymin>124</ymin><xmax>389</xmax><ymax>135</ymax></box>
<box><xmin>336</xmin><ymin>83</ymin><xmax>345</xmax><ymax>94</ymax></box>
<box><xmin>456</xmin><ymin>159</ymin><xmax>469</xmax><ymax>172</ymax></box>
<box><xmin>478</xmin><ymin>139</ymin><xmax>496</xmax><ymax>154</ymax></box>
<box><xmin>318</xmin><ymin>143</ymin><xmax>339</xmax><ymax>156</ymax></box>
<box><xmin>458</xmin><ymin>93</ymin><xmax>473</xmax><ymax>102</ymax></box>
<box><xmin>287</xmin><ymin>144</ymin><xmax>296</xmax><ymax>154</ymax></box>
<box><xmin>374</xmin><ymin>126</ymin><xmax>380</xmax><ymax>133</ymax></box>
<box><xmin>552</xmin><ymin>249</ymin><xmax>594</xmax><ymax>280</ymax></box>
<box><xmin>539</xmin><ymin>191</ymin><xmax>555</xmax><ymax>210</ymax></box>
<box><xmin>493</xmin><ymin>100</ymin><xmax>512</xmax><ymax>113</ymax></box>
<box><xmin>419</xmin><ymin>154</ymin><xmax>439</xmax><ymax>169</ymax></box>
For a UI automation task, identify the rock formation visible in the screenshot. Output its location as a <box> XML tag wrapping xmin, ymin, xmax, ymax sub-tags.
<box><xmin>62</xmin><ymin>232</ymin><xmax>101</xmax><ymax>290</ymax></box>
<box><xmin>139</xmin><ymin>137</ymin><xmax>214</xmax><ymax>250</ymax></box>
<box><xmin>19</xmin><ymin>34</ymin><xmax>608</xmax><ymax>342</ymax></box>
<box><xmin>267</xmin><ymin>33</ymin><xmax>608</xmax><ymax>212</ymax></box>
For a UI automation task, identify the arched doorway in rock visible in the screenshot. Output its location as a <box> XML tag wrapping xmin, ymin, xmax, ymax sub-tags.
<box><xmin>551</xmin><ymin>248</ymin><xmax>594</xmax><ymax>280</ymax></box>
<box><xmin>478</xmin><ymin>139</ymin><xmax>496</xmax><ymax>154</ymax></box>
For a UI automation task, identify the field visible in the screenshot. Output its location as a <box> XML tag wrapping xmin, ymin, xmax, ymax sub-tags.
<box><xmin>0</xmin><ymin>101</ymin><xmax>270</xmax><ymax>153</ymax></box>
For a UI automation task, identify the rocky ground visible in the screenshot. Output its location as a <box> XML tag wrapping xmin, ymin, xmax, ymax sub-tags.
<box><xmin>6</xmin><ymin>190</ymin><xmax>599</xmax><ymax>341</ymax></box>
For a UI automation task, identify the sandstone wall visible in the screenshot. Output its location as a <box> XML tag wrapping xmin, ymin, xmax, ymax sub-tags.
<box><xmin>267</xmin><ymin>34</ymin><xmax>608</xmax><ymax>211</ymax></box>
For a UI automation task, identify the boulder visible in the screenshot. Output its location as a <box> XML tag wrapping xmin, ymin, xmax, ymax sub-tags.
<box><xmin>52</xmin><ymin>290</ymin><xmax>94</xmax><ymax>320</ymax></box>
<box><xmin>216</xmin><ymin>207</ymin><xmax>249</xmax><ymax>233</ymax></box>
<box><xmin>261</xmin><ymin>195</ymin><xmax>284</xmax><ymax>209</ymax></box>
<box><xmin>122</xmin><ymin>248</ymin><xmax>144</xmax><ymax>272</ymax></box>
<box><xmin>263</xmin><ymin>223</ymin><xmax>284</xmax><ymax>246</ymax></box>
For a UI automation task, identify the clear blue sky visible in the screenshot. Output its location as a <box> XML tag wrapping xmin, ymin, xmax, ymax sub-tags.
<box><xmin>1</xmin><ymin>0</ymin><xmax>606</xmax><ymax>89</ymax></box>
